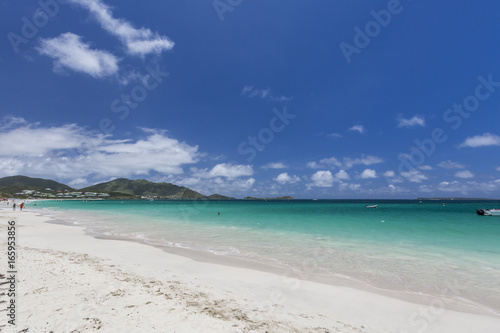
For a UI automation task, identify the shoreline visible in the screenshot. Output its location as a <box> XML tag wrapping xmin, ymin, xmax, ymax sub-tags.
<box><xmin>1</xmin><ymin>210</ymin><xmax>500</xmax><ymax>332</ymax></box>
<box><xmin>40</xmin><ymin>207</ymin><xmax>500</xmax><ymax>318</ymax></box>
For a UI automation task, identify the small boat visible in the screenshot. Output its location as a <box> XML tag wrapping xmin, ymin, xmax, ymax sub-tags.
<box><xmin>476</xmin><ymin>209</ymin><xmax>500</xmax><ymax>216</ymax></box>
<box><xmin>365</xmin><ymin>205</ymin><xmax>378</xmax><ymax>208</ymax></box>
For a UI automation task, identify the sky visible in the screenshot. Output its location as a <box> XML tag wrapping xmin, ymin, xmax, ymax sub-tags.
<box><xmin>1</xmin><ymin>0</ymin><xmax>500</xmax><ymax>199</ymax></box>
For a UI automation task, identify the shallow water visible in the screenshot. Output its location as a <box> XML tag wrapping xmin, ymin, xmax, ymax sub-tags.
<box><xmin>29</xmin><ymin>199</ymin><xmax>500</xmax><ymax>314</ymax></box>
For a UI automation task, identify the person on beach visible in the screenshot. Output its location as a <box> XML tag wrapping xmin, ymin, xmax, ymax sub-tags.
<box><xmin>20</xmin><ymin>202</ymin><xmax>24</xmax><ymax>211</ymax></box>
<box><xmin>12</xmin><ymin>203</ymin><xmax>16</xmax><ymax>211</ymax></box>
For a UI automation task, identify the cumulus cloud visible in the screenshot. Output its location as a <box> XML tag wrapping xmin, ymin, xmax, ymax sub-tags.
<box><xmin>192</xmin><ymin>163</ymin><xmax>254</xmax><ymax>179</ymax></box>
<box><xmin>348</xmin><ymin>125</ymin><xmax>365</xmax><ymax>134</ymax></box>
<box><xmin>396</xmin><ymin>115</ymin><xmax>425</xmax><ymax>128</ymax></box>
<box><xmin>438</xmin><ymin>160</ymin><xmax>465</xmax><ymax>169</ymax></box>
<box><xmin>37</xmin><ymin>33</ymin><xmax>119</xmax><ymax>78</ymax></box>
<box><xmin>273</xmin><ymin>173</ymin><xmax>300</xmax><ymax>184</ymax></box>
<box><xmin>384</xmin><ymin>170</ymin><xmax>404</xmax><ymax>183</ymax></box>
<box><xmin>262</xmin><ymin>162</ymin><xmax>287</xmax><ymax>169</ymax></box>
<box><xmin>384</xmin><ymin>170</ymin><xmax>395</xmax><ymax>178</ymax></box>
<box><xmin>241</xmin><ymin>86</ymin><xmax>291</xmax><ymax>102</ymax></box>
<box><xmin>419</xmin><ymin>165</ymin><xmax>433</xmax><ymax>170</ymax></box>
<box><xmin>339</xmin><ymin>183</ymin><xmax>361</xmax><ymax>191</ymax></box>
<box><xmin>459</xmin><ymin>133</ymin><xmax>500</xmax><ymax>148</ymax></box>
<box><xmin>0</xmin><ymin>121</ymin><xmax>100</xmax><ymax>156</ymax></box>
<box><xmin>334</xmin><ymin>170</ymin><xmax>350</xmax><ymax>181</ymax></box>
<box><xmin>343</xmin><ymin>155</ymin><xmax>383</xmax><ymax>169</ymax></box>
<box><xmin>0</xmin><ymin>119</ymin><xmax>200</xmax><ymax>182</ymax></box>
<box><xmin>67</xmin><ymin>0</ymin><xmax>174</xmax><ymax>57</ymax></box>
<box><xmin>437</xmin><ymin>181</ymin><xmax>470</xmax><ymax>194</ymax></box>
<box><xmin>307</xmin><ymin>155</ymin><xmax>383</xmax><ymax>170</ymax></box>
<box><xmin>177</xmin><ymin>176</ymin><xmax>255</xmax><ymax>197</ymax></box>
<box><xmin>360</xmin><ymin>169</ymin><xmax>377</xmax><ymax>179</ymax></box>
<box><xmin>68</xmin><ymin>177</ymin><xmax>89</xmax><ymax>187</ymax></box>
<box><xmin>310</xmin><ymin>170</ymin><xmax>334</xmax><ymax>187</ymax></box>
<box><xmin>455</xmin><ymin>170</ymin><xmax>474</xmax><ymax>179</ymax></box>
<box><xmin>401</xmin><ymin>170</ymin><xmax>427</xmax><ymax>183</ymax></box>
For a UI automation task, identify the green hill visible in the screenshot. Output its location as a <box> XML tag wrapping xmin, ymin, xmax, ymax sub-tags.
<box><xmin>80</xmin><ymin>178</ymin><xmax>206</xmax><ymax>199</ymax></box>
<box><xmin>0</xmin><ymin>175</ymin><xmax>73</xmax><ymax>196</ymax></box>
<box><xmin>207</xmin><ymin>193</ymin><xmax>236</xmax><ymax>200</ymax></box>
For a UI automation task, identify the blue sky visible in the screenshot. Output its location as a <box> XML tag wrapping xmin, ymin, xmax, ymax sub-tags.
<box><xmin>1</xmin><ymin>0</ymin><xmax>500</xmax><ymax>198</ymax></box>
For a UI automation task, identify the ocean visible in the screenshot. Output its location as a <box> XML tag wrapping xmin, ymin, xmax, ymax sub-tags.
<box><xmin>27</xmin><ymin>199</ymin><xmax>500</xmax><ymax>315</ymax></box>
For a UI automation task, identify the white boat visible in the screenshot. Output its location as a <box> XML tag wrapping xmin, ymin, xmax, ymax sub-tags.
<box><xmin>476</xmin><ymin>209</ymin><xmax>500</xmax><ymax>216</ymax></box>
<box><xmin>365</xmin><ymin>205</ymin><xmax>378</xmax><ymax>208</ymax></box>
<box><xmin>488</xmin><ymin>209</ymin><xmax>500</xmax><ymax>216</ymax></box>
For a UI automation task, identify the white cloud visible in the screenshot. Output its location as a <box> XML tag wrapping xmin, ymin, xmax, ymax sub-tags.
<box><xmin>385</xmin><ymin>184</ymin><xmax>409</xmax><ymax>193</ymax></box>
<box><xmin>348</xmin><ymin>125</ymin><xmax>365</xmax><ymax>134</ymax></box>
<box><xmin>419</xmin><ymin>165</ymin><xmax>433</xmax><ymax>170</ymax></box>
<box><xmin>241</xmin><ymin>85</ymin><xmax>291</xmax><ymax>102</ymax></box>
<box><xmin>418</xmin><ymin>180</ymin><xmax>500</xmax><ymax>195</ymax></box>
<box><xmin>497</xmin><ymin>167</ymin><xmax>500</xmax><ymax>172</ymax></box>
<box><xmin>459</xmin><ymin>133</ymin><xmax>500</xmax><ymax>148</ymax></box>
<box><xmin>327</xmin><ymin>133</ymin><xmax>343</xmax><ymax>139</ymax></box>
<box><xmin>37</xmin><ymin>33</ymin><xmax>119</xmax><ymax>78</ymax></box>
<box><xmin>339</xmin><ymin>183</ymin><xmax>361</xmax><ymax>191</ymax></box>
<box><xmin>68</xmin><ymin>177</ymin><xmax>89</xmax><ymax>187</ymax></box>
<box><xmin>360</xmin><ymin>169</ymin><xmax>377</xmax><ymax>179</ymax></box>
<box><xmin>0</xmin><ymin>116</ymin><xmax>27</xmax><ymax>130</ymax></box>
<box><xmin>438</xmin><ymin>160</ymin><xmax>465</xmax><ymax>169</ymax></box>
<box><xmin>0</xmin><ymin>122</ymin><xmax>98</xmax><ymax>156</ymax></box>
<box><xmin>177</xmin><ymin>176</ymin><xmax>255</xmax><ymax>197</ymax></box>
<box><xmin>273</xmin><ymin>173</ymin><xmax>300</xmax><ymax>184</ymax></box>
<box><xmin>334</xmin><ymin>170</ymin><xmax>350</xmax><ymax>181</ymax></box>
<box><xmin>319</xmin><ymin>157</ymin><xmax>343</xmax><ymax>168</ymax></box>
<box><xmin>0</xmin><ymin>120</ymin><xmax>200</xmax><ymax>181</ymax></box>
<box><xmin>193</xmin><ymin>163</ymin><xmax>253</xmax><ymax>179</ymax></box>
<box><xmin>455</xmin><ymin>170</ymin><xmax>474</xmax><ymax>179</ymax></box>
<box><xmin>384</xmin><ymin>170</ymin><xmax>404</xmax><ymax>183</ymax></box>
<box><xmin>307</xmin><ymin>155</ymin><xmax>383</xmax><ymax>170</ymax></box>
<box><xmin>437</xmin><ymin>181</ymin><xmax>469</xmax><ymax>194</ymax></box>
<box><xmin>384</xmin><ymin>170</ymin><xmax>395</xmax><ymax>178</ymax></box>
<box><xmin>310</xmin><ymin>170</ymin><xmax>334</xmax><ymax>187</ymax></box>
<box><xmin>262</xmin><ymin>162</ymin><xmax>286</xmax><ymax>169</ymax></box>
<box><xmin>401</xmin><ymin>170</ymin><xmax>427</xmax><ymax>183</ymax></box>
<box><xmin>343</xmin><ymin>155</ymin><xmax>383</xmax><ymax>169</ymax></box>
<box><xmin>397</xmin><ymin>115</ymin><xmax>425</xmax><ymax>128</ymax></box>
<box><xmin>67</xmin><ymin>0</ymin><xmax>174</xmax><ymax>57</ymax></box>
<box><xmin>306</xmin><ymin>161</ymin><xmax>320</xmax><ymax>169</ymax></box>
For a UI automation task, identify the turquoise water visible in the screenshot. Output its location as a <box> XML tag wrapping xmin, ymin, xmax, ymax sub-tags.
<box><xmin>30</xmin><ymin>199</ymin><xmax>500</xmax><ymax>314</ymax></box>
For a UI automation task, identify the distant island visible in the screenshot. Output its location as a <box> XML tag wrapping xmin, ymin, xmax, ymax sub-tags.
<box><xmin>243</xmin><ymin>196</ymin><xmax>295</xmax><ymax>200</ymax></box>
<box><xmin>417</xmin><ymin>197</ymin><xmax>500</xmax><ymax>201</ymax></box>
<box><xmin>0</xmin><ymin>175</ymin><xmax>294</xmax><ymax>201</ymax></box>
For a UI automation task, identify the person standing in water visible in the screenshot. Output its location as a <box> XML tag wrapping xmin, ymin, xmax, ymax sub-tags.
<box><xmin>20</xmin><ymin>202</ymin><xmax>24</xmax><ymax>211</ymax></box>
<box><xmin>12</xmin><ymin>203</ymin><xmax>16</xmax><ymax>211</ymax></box>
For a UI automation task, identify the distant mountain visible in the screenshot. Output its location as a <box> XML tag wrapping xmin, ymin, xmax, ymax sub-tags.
<box><xmin>0</xmin><ymin>175</ymin><xmax>73</xmax><ymax>195</ymax></box>
<box><xmin>0</xmin><ymin>175</ymin><xmax>237</xmax><ymax>200</ymax></box>
<box><xmin>207</xmin><ymin>193</ymin><xmax>236</xmax><ymax>200</ymax></box>
<box><xmin>80</xmin><ymin>178</ymin><xmax>206</xmax><ymax>199</ymax></box>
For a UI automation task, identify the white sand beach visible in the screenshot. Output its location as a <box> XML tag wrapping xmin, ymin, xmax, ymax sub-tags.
<box><xmin>1</xmin><ymin>210</ymin><xmax>499</xmax><ymax>333</ymax></box>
